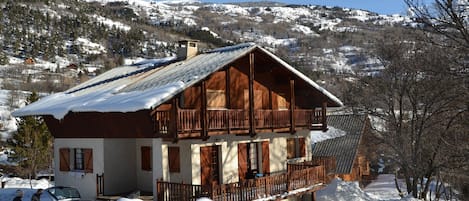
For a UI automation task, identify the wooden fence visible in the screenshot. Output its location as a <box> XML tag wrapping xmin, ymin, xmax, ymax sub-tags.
<box><xmin>156</xmin><ymin>165</ymin><xmax>327</xmax><ymax>201</ymax></box>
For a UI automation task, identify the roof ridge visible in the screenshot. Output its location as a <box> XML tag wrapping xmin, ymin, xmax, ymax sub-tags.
<box><xmin>66</xmin><ymin>59</ymin><xmax>176</xmax><ymax>94</ymax></box>
<box><xmin>204</xmin><ymin>42</ymin><xmax>256</xmax><ymax>54</ymax></box>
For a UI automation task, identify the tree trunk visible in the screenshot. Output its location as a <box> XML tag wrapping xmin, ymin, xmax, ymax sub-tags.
<box><xmin>394</xmin><ymin>170</ymin><xmax>404</xmax><ymax>197</ymax></box>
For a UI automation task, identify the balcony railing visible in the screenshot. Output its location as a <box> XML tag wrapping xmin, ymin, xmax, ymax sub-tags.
<box><xmin>156</xmin><ymin>162</ymin><xmax>330</xmax><ymax>201</ymax></box>
<box><xmin>152</xmin><ymin>108</ymin><xmax>324</xmax><ymax>138</ymax></box>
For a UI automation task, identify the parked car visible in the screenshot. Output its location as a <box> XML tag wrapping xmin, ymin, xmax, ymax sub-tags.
<box><xmin>46</xmin><ymin>186</ymin><xmax>82</xmax><ymax>201</ymax></box>
<box><xmin>0</xmin><ymin>186</ymin><xmax>83</xmax><ymax>201</ymax></box>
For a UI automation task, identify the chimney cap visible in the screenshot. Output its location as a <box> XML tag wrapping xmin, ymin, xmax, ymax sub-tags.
<box><xmin>177</xmin><ymin>40</ymin><xmax>199</xmax><ymax>60</ymax></box>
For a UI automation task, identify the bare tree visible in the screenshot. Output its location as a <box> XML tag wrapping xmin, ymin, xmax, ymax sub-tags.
<box><xmin>350</xmin><ymin>29</ymin><xmax>468</xmax><ymax>200</ymax></box>
<box><xmin>405</xmin><ymin>0</ymin><xmax>469</xmax><ymax>49</ymax></box>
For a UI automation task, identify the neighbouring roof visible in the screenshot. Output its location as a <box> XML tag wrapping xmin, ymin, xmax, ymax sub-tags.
<box><xmin>312</xmin><ymin>114</ymin><xmax>368</xmax><ymax>174</ymax></box>
<box><xmin>12</xmin><ymin>43</ymin><xmax>343</xmax><ymax>119</ymax></box>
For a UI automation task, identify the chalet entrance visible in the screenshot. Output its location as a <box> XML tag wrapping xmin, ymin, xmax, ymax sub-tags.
<box><xmin>200</xmin><ymin>145</ymin><xmax>221</xmax><ymax>186</ymax></box>
<box><xmin>238</xmin><ymin>141</ymin><xmax>270</xmax><ymax>180</ymax></box>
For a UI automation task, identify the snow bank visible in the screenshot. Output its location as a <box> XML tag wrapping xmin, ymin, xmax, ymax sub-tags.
<box><xmin>317</xmin><ymin>178</ymin><xmax>374</xmax><ymax>201</ymax></box>
<box><xmin>1</xmin><ymin>177</ymin><xmax>53</xmax><ymax>189</ymax></box>
<box><xmin>317</xmin><ymin>175</ymin><xmax>420</xmax><ymax>201</ymax></box>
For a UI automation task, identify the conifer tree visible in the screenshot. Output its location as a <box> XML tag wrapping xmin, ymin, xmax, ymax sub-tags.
<box><xmin>8</xmin><ymin>92</ymin><xmax>53</xmax><ymax>179</ymax></box>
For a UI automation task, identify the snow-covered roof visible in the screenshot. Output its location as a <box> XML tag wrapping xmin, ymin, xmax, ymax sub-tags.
<box><xmin>12</xmin><ymin>43</ymin><xmax>342</xmax><ymax>119</ymax></box>
<box><xmin>312</xmin><ymin>114</ymin><xmax>367</xmax><ymax>174</ymax></box>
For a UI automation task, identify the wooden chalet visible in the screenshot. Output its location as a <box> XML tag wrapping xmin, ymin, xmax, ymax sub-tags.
<box><xmin>13</xmin><ymin>41</ymin><xmax>343</xmax><ymax>201</ymax></box>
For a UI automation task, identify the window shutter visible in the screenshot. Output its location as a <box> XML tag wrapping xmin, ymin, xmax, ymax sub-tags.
<box><xmin>59</xmin><ymin>148</ymin><xmax>70</xmax><ymax>171</ymax></box>
<box><xmin>298</xmin><ymin>137</ymin><xmax>306</xmax><ymax>157</ymax></box>
<box><xmin>237</xmin><ymin>143</ymin><xmax>248</xmax><ymax>180</ymax></box>
<box><xmin>168</xmin><ymin>147</ymin><xmax>180</xmax><ymax>173</ymax></box>
<box><xmin>141</xmin><ymin>146</ymin><xmax>152</xmax><ymax>171</ymax></box>
<box><xmin>261</xmin><ymin>141</ymin><xmax>270</xmax><ymax>174</ymax></box>
<box><xmin>84</xmin><ymin>149</ymin><xmax>93</xmax><ymax>173</ymax></box>
<box><xmin>287</xmin><ymin>138</ymin><xmax>295</xmax><ymax>159</ymax></box>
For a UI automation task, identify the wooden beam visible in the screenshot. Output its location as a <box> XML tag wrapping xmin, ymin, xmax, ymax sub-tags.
<box><xmin>226</xmin><ymin>68</ymin><xmax>231</xmax><ymax>134</ymax></box>
<box><xmin>269</xmin><ymin>89</ymin><xmax>274</xmax><ymax>131</ymax></box>
<box><xmin>322</xmin><ymin>101</ymin><xmax>327</xmax><ymax>132</ymax></box>
<box><xmin>171</xmin><ymin>98</ymin><xmax>179</xmax><ymax>143</ymax></box>
<box><xmin>249</xmin><ymin>53</ymin><xmax>256</xmax><ymax>137</ymax></box>
<box><xmin>201</xmin><ymin>81</ymin><xmax>209</xmax><ymax>140</ymax></box>
<box><xmin>290</xmin><ymin>79</ymin><xmax>295</xmax><ymax>134</ymax></box>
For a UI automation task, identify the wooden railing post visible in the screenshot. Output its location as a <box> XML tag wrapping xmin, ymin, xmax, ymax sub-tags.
<box><xmin>321</xmin><ymin>101</ymin><xmax>327</xmax><ymax>131</ymax></box>
<box><xmin>290</xmin><ymin>79</ymin><xmax>295</xmax><ymax>134</ymax></box>
<box><xmin>248</xmin><ymin>53</ymin><xmax>256</xmax><ymax>137</ymax></box>
<box><xmin>201</xmin><ymin>81</ymin><xmax>209</xmax><ymax>140</ymax></box>
<box><xmin>171</xmin><ymin>98</ymin><xmax>179</xmax><ymax>143</ymax></box>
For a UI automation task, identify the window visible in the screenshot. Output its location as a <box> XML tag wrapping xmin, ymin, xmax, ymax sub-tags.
<box><xmin>238</xmin><ymin>142</ymin><xmax>263</xmax><ymax>180</ymax></box>
<box><xmin>168</xmin><ymin>147</ymin><xmax>180</xmax><ymax>173</ymax></box>
<box><xmin>74</xmin><ymin>149</ymin><xmax>84</xmax><ymax>170</ymax></box>
<box><xmin>248</xmin><ymin>143</ymin><xmax>258</xmax><ymax>171</ymax></box>
<box><xmin>141</xmin><ymin>146</ymin><xmax>152</xmax><ymax>171</ymax></box>
<box><xmin>59</xmin><ymin>148</ymin><xmax>93</xmax><ymax>173</ymax></box>
<box><xmin>277</xmin><ymin>94</ymin><xmax>288</xmax><ymax>110</ymax></box>
<box><xmin>207</xmin><ymin>89</ymin><xmax>226</xmax><ymax>108</ymax></box>
<box><xmin>287</xmin><ymin>137</ymin><xmax>306</xmax><ymax>159</ymax></box>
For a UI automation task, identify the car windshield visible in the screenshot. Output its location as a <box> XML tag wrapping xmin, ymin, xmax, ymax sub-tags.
<box><xmin>46</xmin><ymin>187</ymin><xmax>81</xmax><ymax>200</ymax></box>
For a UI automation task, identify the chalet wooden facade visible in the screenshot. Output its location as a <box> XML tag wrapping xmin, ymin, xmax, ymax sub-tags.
<box><xmin>13</xmin><ymin>41</ymin><xmax>343</xmax><ymax>201</ymax></box>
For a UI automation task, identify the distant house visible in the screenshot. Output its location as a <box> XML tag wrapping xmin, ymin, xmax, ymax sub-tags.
<box><xmin>312</xmin><ymin>114</ymin><xmax>371</xmax><ymax>182</ymax></box>
<box><xmin>66</xmin><ymin>63</ymin><xmax>78</xmax><ymax>70</ymax></box>
<box><xmin>24</xmin><ymin>57</ymin><xmax>35</xmax><ymax>65</ymax></box>
<box><xmin>13</xmin><ymin>41</ymin><xmax>343</xmax><ymax>201</ymax></box>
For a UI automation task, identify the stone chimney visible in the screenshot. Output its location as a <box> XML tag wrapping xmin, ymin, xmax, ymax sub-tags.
<box><xmin>177</xmin><ymin>40</ymin><xmax>199</xmax><ymax>60</ymax></box>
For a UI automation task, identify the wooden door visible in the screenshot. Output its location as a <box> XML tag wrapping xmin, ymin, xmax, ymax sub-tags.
<box><xmin>238</xmin><ymin>143</ymin><xmax>248</xmax><ymax>181</ymax></box>
<box><xmin>200</xmin><ymin>146</ymin><xmax>220</xmax><ymax>186</ymax></box>
<box><xmin>261</xmin><ymin>141</ymin><xmax>270</xmax><ymax>175</ymax></box>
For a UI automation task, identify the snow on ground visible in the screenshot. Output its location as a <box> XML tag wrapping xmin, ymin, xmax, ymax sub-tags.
<box><xmin>201</xmin><ymin>27</ymin><xmax>219</xmax><ymax>38</ymax></box>
<box><xmin>365</xmin><ymin>174</ymin><xmax>408</xmax><ymax>200</ymax></box>
<box><xmin>317</xmin><ymin>175</ymin><xmax>419</xmax><ymax>201</ymax></box>
<box><xmin>1</xmin><ymin>177</ymin><xmax>53</xmax><ymax>189</ymax></box>
<box><xmin>89</xmin><ymin>14</ymin><xmax>131</xmax><ymax>31</ymax></box>
<box><xmin>74</xmin><ymin>37</ymin><xmax>107</xmax><ymax>55</ymax></box>
<box><xmin>0</xmin><ymin>89</ymin><xmax>27</xmax><ymax>140</ymax></box>
<box><xmin>317</xmin><ymin>178</ymin><xmax>375</xmax><ymax>201</ymax></box>
<box><xmin>291</xmin><ymin>24</ymin><xmax>319</xmax><ymax>37</ymax></box>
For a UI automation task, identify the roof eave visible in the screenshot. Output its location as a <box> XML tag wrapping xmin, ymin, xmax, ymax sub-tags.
<box><xmin>255</xmin><ymin>46</ymin><xmax>344</xmax><ymax>107</ymax></box>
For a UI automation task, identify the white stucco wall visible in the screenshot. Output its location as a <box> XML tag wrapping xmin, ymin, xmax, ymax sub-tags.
<box><xmin>54</xmin><ymin>138</ymin><xmax>104</xmax><ymax>201</ymax></box>
<box><xmin>164</xmin><ymin>141</ymin><xmax>192</xmax><ymax>184</ymax></box>
<box><xmin>169</xmin><ymin>131</ymin><xmax>312</xmax><ymax>186</ymax></box>
<box><xmin>103</xmin><ymin>139</ymin><xmax>137</xmax><ymax>195</ymax></box>
<box><xmin>54</xmin><ymin>131</ymin><xmax>312</xmax><ymax>200</ymax></box>
<box><xmin>136</xmin><ymin>139</ymin><xmax>154</xmax><ymax>192</ymax></box>
<box><xmin>151</xmin><ymin>138</ymin><xmax>165</xmax><ymax>199</ymax></box>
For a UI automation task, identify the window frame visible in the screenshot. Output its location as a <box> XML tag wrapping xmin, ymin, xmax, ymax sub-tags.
<box><xmin>59</xmin><ymin>148</ymin><xmax>93</xmax><ymax>173</ymax></box>
<box><xmin>287</xmin><ymin>137</ymin><xmax>306</xmax><ymax>159</ymax></box>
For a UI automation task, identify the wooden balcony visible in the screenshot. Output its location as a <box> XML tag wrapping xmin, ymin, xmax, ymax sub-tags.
<box><xmin>152</xmin><ymin>108</ymin><xmax>326</xmax><ymax>139</ymax></box>
<box><xmin>156</xmin><ymin>159</ymin><xmax>335</xmax><ymax>201</ymax></box>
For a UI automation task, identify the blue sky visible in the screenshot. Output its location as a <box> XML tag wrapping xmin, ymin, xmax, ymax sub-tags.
<box><xmin>202</xmin><ymin>0</ymin><xmax>410</xmax><ymax>15</ymax></box>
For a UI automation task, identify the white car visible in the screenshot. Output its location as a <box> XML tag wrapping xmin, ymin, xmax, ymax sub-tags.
<box><xmin>0</xmin><ymin>186</ymin><xmax>83</xmax><ymax>201</ymax></box>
